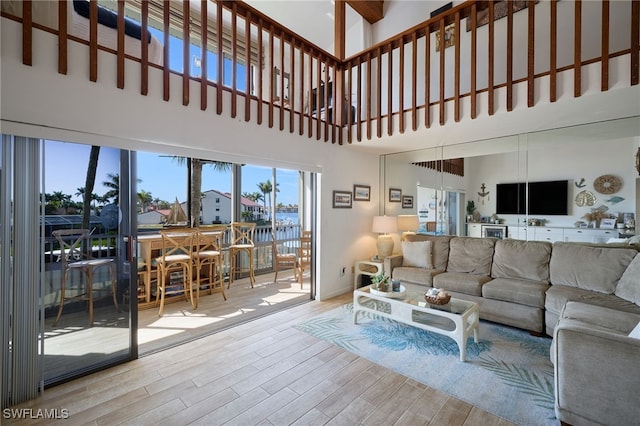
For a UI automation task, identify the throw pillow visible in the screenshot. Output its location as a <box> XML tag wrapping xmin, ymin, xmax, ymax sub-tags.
<box><xmin>402</xmin><ymin>240</ymin><xmax>433</xmax><ymax>269</ymax></box>
<box><xmin>629</xmin><ymin>322</ymin><xmax>640</xmax><ymax>339</ymax></box>
<box><xmin>615</xmin><ymin>253</ymin><xmax>640</xmax><ymax>306</ymax></box>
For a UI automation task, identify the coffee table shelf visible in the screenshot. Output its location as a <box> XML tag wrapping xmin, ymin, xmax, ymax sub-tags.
<box><xmin>353</xmin><ymin>284</ymin><xmax>480</xmax><ymax>361</ymax></box>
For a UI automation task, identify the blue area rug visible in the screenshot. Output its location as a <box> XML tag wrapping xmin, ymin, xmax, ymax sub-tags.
<box><xmin>294</xmin><ymin>303</ymin><xmax>558</xmax><ymax>426</ymax></box>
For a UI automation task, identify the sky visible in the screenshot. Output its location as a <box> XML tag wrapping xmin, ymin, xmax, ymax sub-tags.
<box><xmin>44</xmin><ymin>141</ymin><xmax>300</xmax><ymax>206</ymax></box>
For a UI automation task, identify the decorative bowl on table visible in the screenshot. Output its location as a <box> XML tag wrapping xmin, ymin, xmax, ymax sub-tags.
<box><xmin>370</xmin><ymin>284</ymin><xmax>406</xmax><ymax>299</ymax></box>
<box><xmin>424</xmin><ymin>288</ymin><xmax>451</xmax><ymax>305</ymax></box>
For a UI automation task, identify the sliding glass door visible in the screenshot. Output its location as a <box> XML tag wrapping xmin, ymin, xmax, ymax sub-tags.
<box><xmin>42</xmin><ymin>140</ymin><xmax>134</xmax><ymax>385</ymax></box>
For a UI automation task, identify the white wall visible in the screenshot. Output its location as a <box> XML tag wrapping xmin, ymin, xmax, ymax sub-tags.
<box><xmin>463</xmin><ymin>135</ymin><xmax>638</xmax><ymax>228</ymax></box>
<box><xmin>0</xmin><ymin>20</ymin><xmax>380</xmax><ymax>300</ymax></box>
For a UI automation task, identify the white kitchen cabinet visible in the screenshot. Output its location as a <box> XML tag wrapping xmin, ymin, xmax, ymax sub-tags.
<box><xmin>532</xmin><ymin>227</ymin><xmax>565</xmax><ymax>243</ymax></box>
<box><xmin>467</xmin><ymin>223</ymin><xmax>482</xmax><ymax>238</ymax></box>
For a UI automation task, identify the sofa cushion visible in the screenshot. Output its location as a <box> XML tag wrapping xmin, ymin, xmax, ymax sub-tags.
<box><xmin>392</xmin><ymin>267</ymin><xmax>444</xmax><ymax>287</ymax></box>
<box><xmin>549</xmin><ymin>242</ymin><xmax>638</xmax><ymax>294</ymax></box>
<box><xmin>545</xmin><ymin>285</ymin><xmax>640</xmax><ymax>317</ymax></box>
<box><xmin>401</xmin><ymin>240</ymin><xmax>433</xmax><ymax>269</ymax></box>
<box><xmin>446</xmin><ymin>237</ymin><xmax>496</xmax><ymax>275</ymax></box>
<box><xmin>491</xmin><ymin>239</ymin><xmax>551</xmax><ymax>283</ymax></box>
<box><xmin>615</xmin><ymin>253</ymin><xmax>640</xmax><ymax>306</ymax></box>
<box><xmin>432</xmin><ymin>272</ymin><xmax>493</xmax><ymax>296</ymax></box>
<box><xmin>482</xmin><ymin>277</ymin><xmax>549</xmax><ymax>308</ymax></box>
<box><xmin>404</xmin><ymin>234</ymin><xmax>453</xmax><ymax>271</ymax></box>
<box><xmin>559</xmin><ymin>301</ymin><xmax>640</xmax><ymax>334</ymax></box>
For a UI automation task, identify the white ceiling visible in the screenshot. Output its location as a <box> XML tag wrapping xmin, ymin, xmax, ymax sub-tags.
<box><xmin>244</xmin><ymin>0</ymin><xmax>338</xmax><ymax>52</ymax></box>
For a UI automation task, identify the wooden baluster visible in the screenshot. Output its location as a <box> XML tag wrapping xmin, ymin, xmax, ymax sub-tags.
<box><xmin>279</xmin><ymin>36</ymin><xmax>285</xmax><ymax>131</ymax></box>
<box><xmin>182</xmin><ymin>1</ymin><xmax>190</xmax><ymax>105</ymax></box>
<box><xmin>299</xmin><ymin>47</ymin><xmax>305</xmax><ymax>136</ymax></box>
<box><xmin>163</xmin><ymin>0</ymin><xmax>170</xmax><ymax>102</ymax></box>
<box><xmin>323</xmin><ymin>62</ymin><xmax>333</xmax><ymax>142</ymax></box>
<box><xmin>268</xmin><ymin>28</ymin><xmax>274</xmax><ymax>128</ymax></box>
<box><xmin>387</xmin><ymin>44</ymin><xmax>393</xmax><ymax>136</ymax></box>
<box><xmin>290</xmin><ymin>39</ymin><xmax>295</xmax><ymax>133</ymax></box>
<box><xmin>245</xmin><ymin>10</ymin><xmax>251</xmax><ymax>121</ymax></box>
<box><xmin>257</xmin><ymin>20</ymin><xmax>263</xmax><ymax>125</ymax></box>
<box><xmin>399</xmin><ymin>36</ymin><xmax>405</xmax><ymax>134</ymax></box>
<box><xmin>374</xmin><ymin>49</ymin><xmax>380</xmax><ymax>139</ymax></box>
<box><xmin>201</xmin><ymin>0</ymin><xmax>208</xmax><ymax>111</ymax></box>
<box><xmin>22</xmin><ymin>0</ymin><xmax>32</xmax><ymax>66</ymax></box>
<box><xmin>315</xmin><ymin>58</ymin><xmax>321</xmax><ymax>140</ymax></box>
<box><xmin>89</xmin><ymin>0</ymin><xmax>98</xmax><ymax>82</ymax></box>
<box><xmin>307</xmin><ymin>55</ymin><xmax>313</xmax><ymax>138</ymax></box>
<box><xmin>425</xmin><ymin>26</ymin><xmax>431</xmax><ymax>127</ymax></box>
<box><xmin>347</xmin><ymin>61</ymin><xmax>353</xmax><ymax>143</ymax></box>
<box><xmin>357</xmin><ymin>59</ymin><xmax>362</xmax><ymax>142</ymax></box>
<box><xmin>527</xmin><ymin>0</ymin><xmax>535</xmax><ymax>107</ymax></box>
<box><xmin>58</xmin><ymin>0</ymin><xmax>67</xmax><ymax>75</ymax></box>
<box><xmin>470</xmin><ymin>3</ymin><xmax>477</xmax><ymax>119</ymax></box>
<box><xmin>324</xmin><ymin>63</ymin><xmax>330</xmax><ymax>142</ymax></box>
<box><xmin>550</xmin><ymin>0</ymin><xmax>557</xmax><ymax>102</ymax></box>
<box><xmin>454</xmin><ymin>11</ymin><xmax>461</xmax><ymax>122</ymax></box>
<box><xmin>141</xmin><ymin>0</ymin><xmax>148</xmax><ymax>95</ymax></box>
<box><xmin>601</xmin><ymin>0</ymin><xmax>609</xmax><ymax>92</ymax></box>
<box><xmin>231</xmin><ymin>2</ymin><xmax>238</xmax><ymax>118</ymax></box>
<box><xmin>632</xmin><ymin>0</ymin><xmax>640</xmax><ymax>86</ymax></box>
<box><xmin>574</xmin><ymin>0</ymin><xmax>582</xmax><ymax>97</ymax></box>
<box><xmin>506</xmin><ymin>0</ymin><xmax>513</xmax><ymax>111</ymax></box>
<box><xmin>438</xmin><ymin>19</ymin><xmax>445</xmax><ymax>125</ymax></box>
<box><xmin>411</xmin><ymin>33</ymin><xmax>417</xmax><ymax>132</ymax></box>
<box><xmin>488</xmin><ymin>0</ymin><xmax>495</xmax><ymax>115</ymax></box>
<box><xmin>216</xmin><ymin>0</ymin><xmax>223</xmax><ymax>114</ymax></box>
<box><xmin>116</xmin><ymin>0</ymin><xmax>124</xmax><ymax>89</ymax></box>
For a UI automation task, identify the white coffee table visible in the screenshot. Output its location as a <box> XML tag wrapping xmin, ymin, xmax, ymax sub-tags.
<box><xmin>353</xmin><ymin>284</ymin><xmax>480</xmax><ymax>361</ymax></box>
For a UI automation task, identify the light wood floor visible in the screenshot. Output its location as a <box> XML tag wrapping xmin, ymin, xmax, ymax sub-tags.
<box><xmin>10</xmin><ymin>284</ymin><xmax>514</xmax><ymax>425</ymax></box>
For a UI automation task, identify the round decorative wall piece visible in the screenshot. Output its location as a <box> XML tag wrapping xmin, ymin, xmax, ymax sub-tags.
<box><xmin>575</xmin><ymin>190</ymin><xmax>596</xmax><ymax>207</ymax></box>
<box><xmin>593</xmin><ymin>174</ymin><xmax>621</xmax><ymax>194</ymax></box>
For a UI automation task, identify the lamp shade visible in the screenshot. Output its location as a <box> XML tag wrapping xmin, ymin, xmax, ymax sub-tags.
<box><xmin>372</xmin><ymin>215</ymin><xmax>398</xmax><ymax>234</ymax></box>
<box><xmin>397</xmin><ymin>215</ymin><xmax>419</xmax><ymax>232</ymax></box>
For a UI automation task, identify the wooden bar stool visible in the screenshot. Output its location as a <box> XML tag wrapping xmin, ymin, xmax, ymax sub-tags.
<box><xmin>52</xmin><ymin>229</ymin><xmax>118</xmax><ymax>326</ymax></box>
<box><xmin>194</xmin><ymin>227</ymin><xmax>227</xmax><ymax>304</ymax></box>
<box><xmin>228</xmin><ymin>222</ymin><xmax>256</xmax><ymax>288</ymax></box>
<box><xmin>154</xmin><ymin>229</ymin><xmax>197</xmax><ymax>316</ymax></box>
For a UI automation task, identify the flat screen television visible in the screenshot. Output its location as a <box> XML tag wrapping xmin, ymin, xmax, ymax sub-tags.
<box><xmin>496</xmin><ymin>180</ymin><xmax>568</xmax><ymax>215</ymax></box>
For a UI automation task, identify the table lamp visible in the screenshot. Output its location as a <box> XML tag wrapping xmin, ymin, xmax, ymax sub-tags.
<box><xmin>397</xmin><ymin>214</ymin><xmax>419</xmax><ymax>240</ymax></box>
<box><xmin>372</xmin><ymin>215</ymin><xmax>398</xmax><ymax>258</ymax></box>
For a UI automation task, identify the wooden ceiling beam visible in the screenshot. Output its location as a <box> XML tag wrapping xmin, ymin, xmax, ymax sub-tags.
<box><xmin>346</xmin><ymin>0</ymin><xmax>384</xmax><ymax>24</ymax></box>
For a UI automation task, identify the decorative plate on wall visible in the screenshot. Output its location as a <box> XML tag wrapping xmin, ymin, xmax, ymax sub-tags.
<box><xmin>575</xmin><ymin>190</ymin><xmax>596</xmax><ymax>207</ymax></box>
<box><xmin>593</xmin><ymin>175</ymin><xmax>622</xmax><ymax>194</ymax></box>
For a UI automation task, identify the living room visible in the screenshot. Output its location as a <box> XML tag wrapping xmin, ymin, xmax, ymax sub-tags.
<box><xmin>2</xmin><ymin>0</ymin><xmax>640</xmax><ymax>422</ymax></box>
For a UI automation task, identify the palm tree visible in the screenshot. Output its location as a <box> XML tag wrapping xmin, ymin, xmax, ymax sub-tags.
<box><xmin>172</xmin><ymin>157</ymin><xmax>231</xmax><ymax>227</ymax></box>
<box><xmin>138</xmin><ymin>190</ymin><xmax>153</xmax><ymax>213</ymax></box>
<box><xmin>257</xmin><ymin>180</ymin><xmax>279</xmax><ymax>220</ymax></box>
<box><xmin>256</xmin><ymin>179</ymin><xmax>273</xmax><ymax>219</ymax></box>
<box><xmin>102</xmin><ymin>173</ymin><xmax>120</xmax><ymax>205</ymax></box>
<box><xmin>81</xmin><ymin>145</ymin><xmax>101</xmax><ymax>230</ymax></box>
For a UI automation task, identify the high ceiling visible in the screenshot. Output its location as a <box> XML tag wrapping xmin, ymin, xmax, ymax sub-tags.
<box><xmin>243</xmin><ymin>0</ymin><xmax>367</xmax><ymax>53</ymax></box>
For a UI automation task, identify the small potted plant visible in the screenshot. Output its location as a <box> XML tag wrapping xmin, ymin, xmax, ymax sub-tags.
<box><xmin>466</xmin><ymin>201</ymin><xmax>476</xmax><ymax>222</ymax></box>
<box><xmin>371</xmin><ymin>273</ymin><xmax>390</xmax><ymax>292</ymax></box>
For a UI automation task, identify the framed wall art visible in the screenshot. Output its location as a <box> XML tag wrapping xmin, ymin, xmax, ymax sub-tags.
<box><xmin>402</xmin><ymin>195</ymin><xmax>414</xmax><ymax>209</ymax></box>
<box><xmin>389</xmin><ymin>188</ymin><xmax>402</xmax><ymax>203</ymax></box>
<box><xmin>333</xmin><ymin>190</ymin><xmax>352</xmax><ymax>208</ymax></box>
<box><xmin>353</xmin><ymin>184</ymin><xmax>371</xmax><ymax>201</ymax></box>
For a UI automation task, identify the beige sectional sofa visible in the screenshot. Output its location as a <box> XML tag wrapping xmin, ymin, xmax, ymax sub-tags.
<box><xmin>384</xmin><ymin>234</ymin><xmax>640</xmax><ymax>425</ymax></box>
<box><xmin>385</xmin><ymin>234</ymin><xmax>640</xmax><ymax>334</ymax></box>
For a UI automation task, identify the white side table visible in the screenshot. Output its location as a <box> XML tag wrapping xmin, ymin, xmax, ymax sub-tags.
<box><xmin>354</xmin><ymin>259</ymin><xmax>384</xmax><ymax>290</ymax></box>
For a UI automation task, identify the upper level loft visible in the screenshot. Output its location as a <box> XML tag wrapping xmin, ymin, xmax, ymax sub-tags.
<box><xmin>1</xmin><ymin>0</ymin><xmax>639</xmax><ymax>147</ymax></box>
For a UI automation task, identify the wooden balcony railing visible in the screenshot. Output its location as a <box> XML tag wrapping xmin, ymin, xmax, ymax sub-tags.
<box><xmin>3</xmin><ymin>0</ymin><xmax>639</xmax><ymax>146</ymax></box>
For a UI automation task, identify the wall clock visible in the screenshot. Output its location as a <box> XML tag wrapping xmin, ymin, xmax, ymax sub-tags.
<box><xmin>593</xmin><ymin>174</ymin><xmax>621</xmax><ymax>194</ymax></box>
